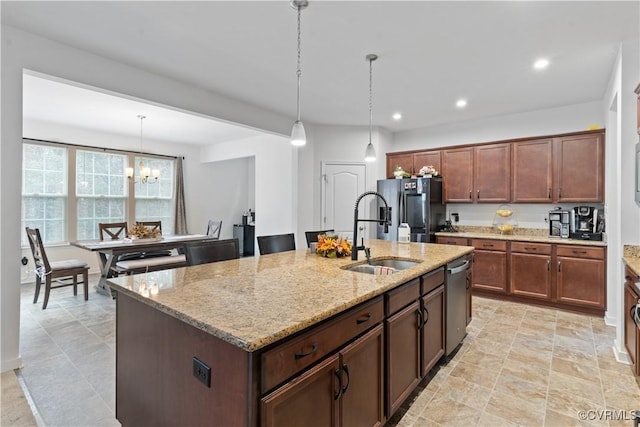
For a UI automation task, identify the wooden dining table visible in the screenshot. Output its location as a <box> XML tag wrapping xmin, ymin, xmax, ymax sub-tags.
<box><xmin>71</xmin><ymin>234</ymin><xmax>217</xmax><ymax>296</ymax></box>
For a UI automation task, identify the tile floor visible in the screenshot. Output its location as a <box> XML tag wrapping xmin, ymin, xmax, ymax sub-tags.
<box><xmin>14</xmin><ymin>275</ymin><xmax>640</xmax><ymax>427</ymax></box>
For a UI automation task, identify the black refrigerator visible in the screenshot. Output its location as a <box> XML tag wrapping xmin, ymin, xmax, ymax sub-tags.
<box><xmin>376</xmin><ymin>177</ymin><xmax>445</xmax><ymax>243</ymax></box>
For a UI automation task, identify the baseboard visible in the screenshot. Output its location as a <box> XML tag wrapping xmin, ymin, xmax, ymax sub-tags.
<box><xmin>1</xmin><ymin>356</ymin><xmax>23</xmax><ymax>372</ymax></box>
<box><xmin>604</xmin><ymin>313</ymin><xmax>616</xmax><ymax>327</ymax></box>
<box><xmin>613</xmin><ymin>339</ymin><xmax>631</xmax><ymax>365</ymax></box>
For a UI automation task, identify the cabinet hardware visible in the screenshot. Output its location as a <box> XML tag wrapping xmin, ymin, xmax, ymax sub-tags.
<box><xmin>525</xmin><ymin>247</ymin><xmax>537</xmax><ymax>251</ymax></box>
<box><xmin>547</xmin><ymin>260</ymin><xmax>550</xmax><ymax>271</ymax></box>
<box><xmin>294</xmin><ymin>342</ymin><xmax>319</xmax><ymax>360</ymax></box>
<box><xmin>423</xmin><ymin>307</ymin><xmax>430</xmax><ymax>325</ymax></box>
<box><xmin>341</xmin><ymin>364</ymin><xmax>350</xmax><ymax>394</ymax></box>
<box><xmin>572</xmin><ymin>250</ymin><xmax>587</xmax><ymax>255</ymax></box>
<box><xmin>483</xmin><ymin>244</ymin><xmax>494</xmax><ymax>248</ymax></box>
<box><xmin>469</xmin><ymin>190</ymin><xmax>472</xmax><ymax>200</ymax></box>
<box><xmin>558</xmin><ymin>261</ymin><xmax>561</xmax><ymax>272</ymax></box>
<box><xmin>548</xmin><ymin>188</ymin><xmax>551</xmax><ymax>199</ymax></box>
<box><xmin>416</xmin><ymin>309</ymin><xmax>423</xmax><ymax>330</ymax></box>
<box><xmin>334</xmin><ymin>368</ymin><xmax>342</xmax><ymax>400</ymax></box>
<box><xmin>477</xmin><ymin>189</ymin><xmax>480</xmax><ymax>198</ymax></box>
<box><xmin>356</xmin><ymin>313</ymin><xmax>371</xmax><ymax>324</ymax></box>
<box><xmin>558</xmin><ymin>188</ymin><xmax>562</xmax><ymax>199</ymax></box>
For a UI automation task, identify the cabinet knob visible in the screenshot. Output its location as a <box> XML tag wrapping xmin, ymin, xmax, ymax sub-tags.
<box><xmin>548</xmin><ymin>188</ymin><xmax>551</xmax><ymax>199</ymax></box>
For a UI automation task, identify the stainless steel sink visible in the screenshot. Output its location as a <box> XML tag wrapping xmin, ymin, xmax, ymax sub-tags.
<box><xmin>342</xmin><ymin>258</ymin><xmax>422</xmax><ymax>275</ymax></box>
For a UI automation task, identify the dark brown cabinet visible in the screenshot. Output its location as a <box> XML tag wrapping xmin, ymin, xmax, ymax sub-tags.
<box><xmin>511</xmin><ymin>139</ymin><xmax>553</xmax><ymax>202</ymax></box>
<box><xmin>624</xmin><ymin>267</ymin><xmax>639</xmax><ymax>377</ymax></box>
<box><xmin>510</xmin><ymin>242</ymin><xmax>552</xmax><ymax>300</ymax></box>
<box><xmin>386</xmin><ymin>150</ymin><xmax>441</xmax><ymax>178</ymax></box>
<box><xmin>555</xmin><ymin>245</ymin><xmax>605</xmax><ymax>310</ymax></box>
<box><xmin>436</xmin><ymin>236</ymin><xmax>469</xmax><ymax>246</ymax></box>
<box><xmin>421</xmin><ymin>285</ymin><xmax>445</xmax><ymax>375</ymax></box>
<box><xmin>554</xmin><ymin>133</ymin><xmax>605</xmax><ymax>203</ymax></box>
<box><xmin>442</xmin><ymin>147</ymin><xmax>474</xmax><ymax>202</ymax></box>
<box><xmin>470</xmin><ymin>239</ymin><xmax>507</xmax><ymax>294</ymax></box>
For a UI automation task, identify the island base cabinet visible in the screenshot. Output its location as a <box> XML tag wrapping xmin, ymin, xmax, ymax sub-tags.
<box><xmin>421</xmin><ymin>285</ymin><xmax>445</xmax><ymax>375</ymax></box>
<box><xmin>386</xmin><ymin>301</ymin><xmax>421</xmax><ymax>416</ymax></box>
<box><xmin>261</xmin><ymin>324</ymin><xmax>384</xmax><ymax>427</ymax></box>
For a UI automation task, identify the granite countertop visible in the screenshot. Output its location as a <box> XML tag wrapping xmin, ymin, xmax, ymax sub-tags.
<box><xmin>436</xmin><ymin>230</ymin><xmax>607</xmax><ymax>247</ymax></box>
<box><xmin>107</xmin><ymin>239</ymin><xmax>473</xmax><ymax>352</ymax></box>
<box><xmin>623</xmin><ymin>245</ymin><xmax>640</xmax><ymax>276</ymax></box>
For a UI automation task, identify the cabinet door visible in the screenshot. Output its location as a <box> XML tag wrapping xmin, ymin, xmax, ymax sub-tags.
<box><xmin>474</xmin><ymin>143</ymin><xmax>510</xmax><ymax>203</ymax></box>
<box><xmin>624</xmin><ymin>284</ymin><xmax>638</xmax><ymax>370</ymax></box>
<box><xmin>261</xmin><ymin>354</ymin><xmax>340</xmax><ymax>427</ymax></box>
<box><xmin>340</xmin><ymin>325</ymin><xmax>384</xmax><ymax>427</ymax></box>
<box><xmin>472</xmin><ymin>250</ymin><xmax>507</xmax><ymax>293</ymax></box>
<box><xmin>436</xmin><ymin>236</ymin><xmax>468</xmax><ymax>246</ymax></box>
<box><xmin>556</xmin><ymin>256</ymin><xmax>605</xmax><ymax>309</ymax></box>
<box><xmin>554</xmin><ymin>133</ymin><xmax>604</xmax><ymax>202</ymax></box>
<box><xmin>413</xmin><ymin>151</ymin><xmax>441</xmax><ymax>176</ymax></box>
<box><xmin>442</xmin><ymin>147</ymin><xmax>474</xmax><ymax>202</ymax></box>
<box><xmin>386</xmin><ymin>301</ymin><xmax>421</xmax><ymax>416</ymax></box>
<box><xmin>466</xmin><ymin>268</ymin><xmax>472</xmax><ymax>325</ymax></box>
<box><xmin>510</xmin><ymin>253</ymin><xmax>551</xmax><ymax>300</ymax></box>
<box><xmin>387</xmin><ymin>153</ymin><xmax>414</xmax><ymax>177</ymax></box>
<box><xmin>421</xmin><ymin>285</ymin><xmax>445</xmax><ymax>376</ymax></box>
<box><xmin>512</xmin><ymin>139</ymin><xmax>553</xmax><ymax>202</ymax></box>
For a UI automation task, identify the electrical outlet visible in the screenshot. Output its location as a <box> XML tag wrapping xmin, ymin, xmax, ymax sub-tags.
<box><xmin>192</xmin><ymin>357</ymin><xmax>211</xmax><ymax>388</ymax></box>
<box><xmin>451</xmin><ymin>213</ymin><xmax>460</xmax><ymax>223</ymax></box>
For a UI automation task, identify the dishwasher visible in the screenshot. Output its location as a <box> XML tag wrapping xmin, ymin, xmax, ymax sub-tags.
<box><xmin>446</xmin><ymin>255</ymin><xmax>471</xmax><ymax>357</ymax></box>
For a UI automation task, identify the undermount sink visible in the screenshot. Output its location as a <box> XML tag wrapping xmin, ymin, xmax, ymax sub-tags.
<box><xmin>342</xmin><ymin>258</ymin><xmax>422</xmax><ymax>275</ymax></box>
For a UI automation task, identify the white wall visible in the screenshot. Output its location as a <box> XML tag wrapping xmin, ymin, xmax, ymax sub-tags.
<box><xmin>1</xmin><ymin>25</ymin><xmax>292</xmax><ymax>372</ymax></box>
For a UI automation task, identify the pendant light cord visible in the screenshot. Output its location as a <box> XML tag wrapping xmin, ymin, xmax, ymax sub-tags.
<box><xmin>369</xmin><ymin>57</ymin><xmax>373</xmax><ymax>144</ymax></box>
<box><xmin>296</xmin><ymin>5</ymin><xmax>302</xmax><ymax>121</ymax></box>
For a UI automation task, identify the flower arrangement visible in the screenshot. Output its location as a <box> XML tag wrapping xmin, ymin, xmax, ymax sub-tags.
<box><xmin>393</xmin><ymin>166</ymin><xmax>410</xmax><ymax>178</ymax></box>
<box><xmin>418</xmin><ymin>165</ymin><xmax>439</xmax><ymax>176</ymax></box>
<box><xmin>128</xmin><ymin>223</ymin><xmax>161</xmax><ymax>239</ymax></box>
<box><xmin>315</xmin><ymin>234</ymin><xmax>352</xmax><ymax>258</ymax></box>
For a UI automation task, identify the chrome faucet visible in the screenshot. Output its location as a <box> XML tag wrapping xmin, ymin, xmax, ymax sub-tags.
<box><xmin>352</xmin><ymin>191</ymin><xmax>390</xmax><ymax>261</ymax></box>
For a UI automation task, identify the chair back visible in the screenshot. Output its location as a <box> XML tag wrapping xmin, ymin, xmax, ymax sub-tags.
<box><xmin>206</xmin><ymin>220</ymin><xmax>222</xmax><ymax>239</ymax></box>
<box><xmin>304</xmin><ymin>229</ymin><xmax>335</xmax><ymax>248</ymax></box>
<box><xmin>137</xmin><ymin>221</ymin><xmax>162</xmax><ymax>235</ymax></box>
<box><xmin>184</xmin><ymin>238</ymin><xmax>240</xmax><ymax>266</ymax></box>
<box><xmin>257</xmin><ymin>233</ymin><xmax>296</xmax><ymax>255</ymax></box>
<box><xmin>25</xmin><ymin>227</ymin><xmax>51</xmax><ymax>274</ymax></box>
<box><xmin>99</xmin><ymin>222</ymin><xmax>128</xmax><ymax>241</ymax></box>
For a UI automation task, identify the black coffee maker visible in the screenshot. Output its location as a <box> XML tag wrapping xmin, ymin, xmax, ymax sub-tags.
<box><xmin>570</xmin><ymin>206</ymin><xmax>604</xmax><ymax>240</ymax></box>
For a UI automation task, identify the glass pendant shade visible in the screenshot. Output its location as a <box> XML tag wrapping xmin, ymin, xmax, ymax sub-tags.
<box><xmin>364</xmin><ymin>141</ymin><xmax>376</xmax><ymax>162</ymax></box>
<box><xmin>291</xmin><ymin>120</ymin><xmax>306</xmax><ymax>146</ymax></box>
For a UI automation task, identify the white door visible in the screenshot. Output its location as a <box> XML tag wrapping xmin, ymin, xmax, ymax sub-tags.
<box><xmin>321</xmin><ymin>162</ymin><xmax>366</xmax><ymax>241</ymax></box>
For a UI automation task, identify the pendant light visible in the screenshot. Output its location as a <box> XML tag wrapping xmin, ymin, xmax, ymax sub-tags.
<box><xmin>290</xmin><ymin>0</ymin><xmax>308</xmax><ymax>146</ymax></box>
<box><xmin>364</xmin><ymin>54</ymin><xmax>378</xmax><ymax>162</ymax></box>
<box><xmin>126</xmin><ymin>115</ymin><xmax>159</xmax><ymax>184</ymax></box>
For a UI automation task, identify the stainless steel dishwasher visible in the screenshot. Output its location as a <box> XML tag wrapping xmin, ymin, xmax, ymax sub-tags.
<box><xmin>446</xmin><ymin>255</ymin><xmax>471</xmax><ymax>356</ymax></box>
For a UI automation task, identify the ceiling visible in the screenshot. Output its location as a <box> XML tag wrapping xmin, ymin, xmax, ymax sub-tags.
<box><xmin>4</xmin><ymin>1</ymin><xmax>639</xmax><ymax>146</ymax></box>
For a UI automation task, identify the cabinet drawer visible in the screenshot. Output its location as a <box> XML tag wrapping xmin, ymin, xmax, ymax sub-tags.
<box><xmin>511</xmin><ymin>242</ymin><xmax>552</xmax><ymax>255</ymax></box>
<box><xmin>437</xmin><ymin>236</ymin><xmax>469</xmax><ymax>246</ymax></box>
<box><xmin>386</xmin><ymin>278</ymin><xmax>420</xmax><ymax>315</ymax></box>
<box><xmin>422</xmin><ymin>267</ymin><xmax>445</xmax><ymax>295</ymax></box>
<box><xmin>261</xmin><ymin>296</ymin><xmax>384</xmax><ymax>393</ymax></box>
<box><xmin>557</xmin><ymin>245</ymin><xmax>605</xmax><ymax>260</ymax></box>
<box><xmin>471</xmin><ymin>239</ymin><xmax>507</xmax><ymax>251</ymax></box>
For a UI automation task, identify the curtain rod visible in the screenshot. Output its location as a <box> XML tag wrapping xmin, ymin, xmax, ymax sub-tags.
<box><xmin>23</xmin><ymin>137</ymin><xmax>183</xmax><ymax>160</ymax></box>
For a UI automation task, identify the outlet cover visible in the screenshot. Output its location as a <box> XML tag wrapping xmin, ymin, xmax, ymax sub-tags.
<box><xmin>192</xmin><ymin>357</ymin><xmax>211</xmax><ymax>388</ymax></box>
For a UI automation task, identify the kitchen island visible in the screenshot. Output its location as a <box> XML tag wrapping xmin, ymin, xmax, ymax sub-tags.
<box><xmin>108</xmin><ymin>239</ymin><xmax>473</xmax><ymax>427</ymax></box>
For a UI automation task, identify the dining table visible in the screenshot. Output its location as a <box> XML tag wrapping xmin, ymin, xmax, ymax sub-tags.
<box><xmin>71</xmin><ymin>234</ymin><xmax>217</xmax><ymax>296</ymax></box>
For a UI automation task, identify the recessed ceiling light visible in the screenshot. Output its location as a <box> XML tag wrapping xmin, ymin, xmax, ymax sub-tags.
<box><xmin>456</xmin><ymin>99</ymin><xmax>467</xmax><ymax>108</ymax></box>
<box><xmin>534</xmin><ymin>58</ymin><xmax>549</xmax><ymax>70</ymax></box>
<box><xmin>392</xmin><ymin>112</ymin><xmax>402</xmax><ymax>120</ymax></box>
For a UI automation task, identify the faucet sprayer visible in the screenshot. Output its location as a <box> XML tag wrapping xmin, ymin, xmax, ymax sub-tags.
<box><xmin>352</xmin><ymin>191</ymin><xmax>391</xmax><ymax>260</ymax></box>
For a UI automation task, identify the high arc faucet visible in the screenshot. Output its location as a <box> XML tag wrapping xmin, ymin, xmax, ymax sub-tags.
<box><xmin>352</xmin><ymin>191</ymin><xmax>391</xmax><ymax>261</ymax></box>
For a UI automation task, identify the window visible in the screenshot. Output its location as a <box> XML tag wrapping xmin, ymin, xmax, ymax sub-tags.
<box><xmin>21</xmin><ymin>141</ymin><xmax>176</xmax><ymax>245</ymax></box>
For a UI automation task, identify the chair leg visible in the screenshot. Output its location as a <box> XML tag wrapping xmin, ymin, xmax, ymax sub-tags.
<box><xmin>33</xmin><ymin>276</ymin><xmax>41</xmax><ymax>304</ymax></box>
<box><xmin>73</xmin><ymin>274</ymin><xmax>78</xmax><ymax>296</ymax></box>
<box><xmin>42</xmin><ymin>277</ymin><xmax>52</xmax><ymax>309</ymax></box>
<box><xmin>83</xmin><ymin>270</ymin><xmax>89</xmax><ymax>302</ymax></box>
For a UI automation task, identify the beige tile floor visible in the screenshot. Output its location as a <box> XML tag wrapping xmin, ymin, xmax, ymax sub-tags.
<box><xmin>10</xmin><ymin>276</ymin><xmax>640</xmax><ymax>426</ymax></box>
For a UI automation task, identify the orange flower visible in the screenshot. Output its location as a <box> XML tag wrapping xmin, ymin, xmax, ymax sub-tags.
<box><xmin>315</xmin><ymin>234</ymin><xmax>352</xmax><ymax>258</ymax></box>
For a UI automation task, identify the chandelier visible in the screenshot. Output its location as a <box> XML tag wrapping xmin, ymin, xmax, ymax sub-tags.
<box><xmin>126</xmin><ymin>115</ymin><xmax>159</xmax><ymax>184</ymax></box>
<box><xmin>364</xmin><ymin>54</ymin><xmax>378</xmax><ymax>162</ymax></box>
<box><xmin>290</xmin><ymin>0</ymin><xmax>308</xmax><ymax>146</ymax></box>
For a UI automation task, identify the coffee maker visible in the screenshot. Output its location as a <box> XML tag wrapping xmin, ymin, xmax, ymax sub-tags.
<box><xmin>548</xmin><ymin>208</ymin><xmax>570</xmax><ymax>238</ymax></box>
<box><xmin>569</xmin><ymin>206</ymin><xmax>604</xmax><ymax>240</ymax></box>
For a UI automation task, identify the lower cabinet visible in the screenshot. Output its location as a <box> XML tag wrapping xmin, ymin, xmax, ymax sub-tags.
<box><xmin>624</xmin><ymin>267</ymin><xmax>639</xmax><ymax>377</ymax></box>
<box><xmin>471</xmin><ymin>239</ymin><xmax>507</xmax><ymax>294</ymax></box>
<box><xmin>261</xmin><ymin>324</ymin><xmax>384</xmax><ymax>427</ymax></box>
<box><xmin>556</xmin><ymin>245</ymin><xmax>605</xmax><ymax>309</ymax></box>
<box><xmin>510</xmin><ymin>242</ymin><xmax>552</xmax><ymax>300</ymax></box>
<box><xmin>421</xmin><ymin>285</ymin><xmax>445</xmax><ymax>374</ymax></box>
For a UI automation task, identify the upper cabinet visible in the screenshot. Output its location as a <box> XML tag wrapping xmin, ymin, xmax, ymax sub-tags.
<box><xmin>554</xmin><ymin>132</ymin><xmax>604</xmax><ymax>203</ymax></box>
<box><xmin>386</xmin><ymin>150</ymin><xmax>441</xmax><ymax>178</ymax></box>
<box><xmin>441</xmin><ymin>144</ymin><xmax>510</xmax><ymax>203</ymax></box>
<box><xmin>512</xmin><ymin>139</ymin><xmax>553</xmax><ymax>202</ymax></box>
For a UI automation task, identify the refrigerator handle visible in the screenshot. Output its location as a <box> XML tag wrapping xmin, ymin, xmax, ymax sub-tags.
<box><xmin>398</xmin><ymin>192</ymin><xmax>403</xmax><ymax>225</ymax></box>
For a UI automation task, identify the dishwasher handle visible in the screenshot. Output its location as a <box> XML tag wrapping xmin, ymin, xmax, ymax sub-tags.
<box><xmin>447</xmin><ymin>260</ymin><xmax>470</xmax><ymax>275</ymax></box>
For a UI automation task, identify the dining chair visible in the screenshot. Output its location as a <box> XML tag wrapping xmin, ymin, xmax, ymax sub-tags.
<box><xmin>206</xmin><ymin>220</ymin><xmax>222</xmax><ymax>239</ymax></box>
<box><xmin>135</xmin><ymin>221</ymin><xmax>173</xmax><ymax>258</ymax></box>
<box><xmin>99</xmin><ymin>222</ymin><xmax>128</xmax><ymax>240</ymax></box>
<box><xmin>257</xmin><ymin>233</ymin><xmax>296</xmax><ymax>255</ymax></box>
<box><xmin>25</xmin><ymin>227</ymin><xmax>89</xmax><ymax>309</ymax></box>
<box><xmin>304</xmin><ymin>229</ymin><xmax>335</xmax><ymax>248</ymax></box>
<box><xmin>183</xmin><ymin>238</ymin><xmax>240</xmax><ymax>266</ymax></box>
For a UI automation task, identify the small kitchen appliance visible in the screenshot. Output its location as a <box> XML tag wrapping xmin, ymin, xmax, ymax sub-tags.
<box><xmin>569</xmin><ymin>206</ymin><xmax>604</xmax><ymax>241</ymax></box>
<box><xmin>548</xmin><ymin>208</ymin><xmax>570</xmax><ymax>238</ymax></box>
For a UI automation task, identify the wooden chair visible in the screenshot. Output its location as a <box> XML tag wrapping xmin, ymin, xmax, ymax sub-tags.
<box><xmin>25</xmin><ymin>227</ymin><xmax>89</xmax><ymax>309</ymax></box>
<box><xmin>257</xmin><ymin>233</ymin><xmax>296</xmax><ymax>255</ymax></box>
<box><xmin>206</xmin><ymin>220</ymin><xmax>222</xmax><ymax>239</ymax></box>
<box><xmin>98</xmin><ymin>222</ymin><xmax>128</xmax><ymax>241</ymax></box>
<box><xmin>184</xmin><ymin>238</ymin><xmax>239</xmax><ymax>266</ymax></box>
<box><xmin>304</xmin><ymin>229</ymin><xmax>335</xmax><ymax>248</ymax></box>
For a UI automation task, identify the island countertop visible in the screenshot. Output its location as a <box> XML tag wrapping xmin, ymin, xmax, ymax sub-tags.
<box><xmin>107</xmin><ymin>239</ymin><xmax>473</xmax><ymax>352</ymax></box>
